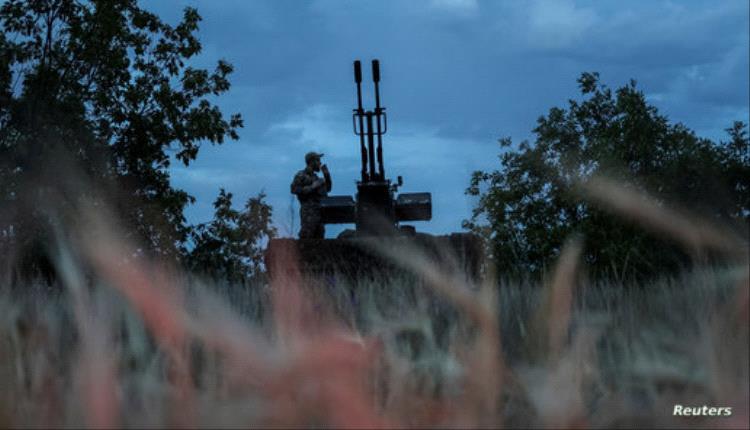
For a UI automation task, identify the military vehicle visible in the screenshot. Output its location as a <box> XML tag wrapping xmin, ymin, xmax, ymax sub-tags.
<box><xmin>266</xmin><ymin>60</ymin><xmax>483</xmax><ymax>282</ymax></box>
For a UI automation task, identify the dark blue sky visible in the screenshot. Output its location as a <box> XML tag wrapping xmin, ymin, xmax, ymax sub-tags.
<box><xmin>144</xmin><ymin>0</ymin><xmax>749</xmax><ymax>237</ymax></box>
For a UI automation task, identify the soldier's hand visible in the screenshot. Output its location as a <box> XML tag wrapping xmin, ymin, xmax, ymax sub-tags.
<box><xmin>321</xmin><ymin>164</ymin><xmax>329</xmax><ymax>174</ymax></box>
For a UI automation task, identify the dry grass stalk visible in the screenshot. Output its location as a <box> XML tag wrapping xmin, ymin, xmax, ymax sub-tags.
<box><xmin>579</xmin><ymin>175</ymin><xmax>748</xmax><ymax>260</ymax></box>
<box><xmin>363</xmin><ymin>238</ymin><xmax>503</xmax><ymax>427</ymax></box>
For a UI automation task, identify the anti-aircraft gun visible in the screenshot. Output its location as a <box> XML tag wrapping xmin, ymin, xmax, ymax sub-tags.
<box><xmin>320</xmin><ymin>59</ymin><xmax>431</xmax><ymax>235</ymax></box>
<box><xmin>266</xmin><ymin>60</ymin><xmax>482</xmax><ymax>281</ymax></box>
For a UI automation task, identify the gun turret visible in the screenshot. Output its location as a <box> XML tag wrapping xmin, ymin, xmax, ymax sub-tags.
<box><xmin>320</xmin><ymin>60</ymin><xmax>432</xmax><ymax>236</ymax></box>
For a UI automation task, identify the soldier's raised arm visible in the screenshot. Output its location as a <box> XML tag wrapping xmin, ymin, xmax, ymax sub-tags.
<box><xmin>321</xmin><ymin>164</ymin><xmax>332</xmax><ymax>193</ymax></box>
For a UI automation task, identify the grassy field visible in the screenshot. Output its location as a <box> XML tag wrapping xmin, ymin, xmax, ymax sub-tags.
<box><xmin>0</xmin><ymin>178</ymin><xmax>747</xmax><ymax>428</ymax></box>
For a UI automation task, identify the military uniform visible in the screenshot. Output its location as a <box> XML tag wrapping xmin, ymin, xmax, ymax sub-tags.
<box><xmin>291</xmin><ymin>153</ymin><xmax>332</xmax><ymax>239</ymax></box>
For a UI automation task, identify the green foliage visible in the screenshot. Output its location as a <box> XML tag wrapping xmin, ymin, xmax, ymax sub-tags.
<box><xmin>0</xmin><ymin>1</ymin><xmax>273</xmax><ymax>283</ymax></box>
<box><xmin>0</xmin><ymin>0</ymin><xmax>286</xmax><ymax>286</ymax></box>
<box><xmin>464</xmin><ymin>72</ymin><xmax>749</xmax><ymax>279</ymax></box>
<box><xmin>187</xmin><ymin>189</ymin><xmax>277</xmax><ymax>284</ymax></box>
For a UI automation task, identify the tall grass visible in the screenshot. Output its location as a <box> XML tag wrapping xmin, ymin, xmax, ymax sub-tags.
<box><xmin>0</xmin><ymin>177</ymin><xmax>747</xmax><ymax>428</ymax></box>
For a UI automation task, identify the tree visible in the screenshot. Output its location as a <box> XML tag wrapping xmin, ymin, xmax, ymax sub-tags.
<box><xmin>187</xmin><ymin>189</ymin><xmax>277</xmax><ymax>284</ymax></box>
<box><xmin>464</xmin><ymin>72</ymin><xmax>748</xmax><ymax>279</ymax></box>
<box><xmin>0</xmin><ymin>0</ymin><xmax>243</xmax><ymax>279</ymax></box>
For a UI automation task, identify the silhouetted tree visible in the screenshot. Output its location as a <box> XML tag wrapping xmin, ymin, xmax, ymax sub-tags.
<box><xmin>0</xmin><ymin>1</ymin><xmax>279</xmax><ymax>283</ymax></box>
<box><xmin>187</xmin><ymin>189</ymin><xmax>276</xmax><ymax>284</ymax></box>
<box><xmin>464</xmin><ymin>72</ymin><xmax>748</xmax><ymax>279</ymax></box>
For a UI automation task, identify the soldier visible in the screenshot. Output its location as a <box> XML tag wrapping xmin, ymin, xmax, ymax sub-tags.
<box><xmin>291</xmin><ymin>151</ymin><xmax>332</xmax><ymax>239</ymax></box>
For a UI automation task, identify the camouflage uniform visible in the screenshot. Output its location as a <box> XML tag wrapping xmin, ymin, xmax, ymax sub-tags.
<box><xmin>291</xmin><ymin>154</ymin><xmax>332</xmax><ymax>239</ymax></box>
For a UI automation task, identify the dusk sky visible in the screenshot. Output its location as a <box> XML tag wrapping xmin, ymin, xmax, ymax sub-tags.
<box><xmin>143</xmin><ymin>0</ymin><xmax>749</xmax><ymax>238</ymax></box>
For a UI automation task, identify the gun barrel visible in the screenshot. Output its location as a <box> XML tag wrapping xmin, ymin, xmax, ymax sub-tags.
<box><xmin>354</xmin><ymin>60</ymin><xmax>367</xmax><ymax>181</ymax></box>
<box><xmin>366</xmin><ymin>112</ymin><xmax>376</xmax><ymax>180</ymax></box>
<box><xmin>354</xmin><ymin>60</ymin><xmax>362</xmax><ymax>84</ymax></box>
<box><xmin>372</xmin><ymin>60</ymin><xmax>385</xmax><ymax>180</ymax></box>
<box><xmin>372</xmin><ymin>60</ymin><xmax>381</xmax><ymax>111</ymax></box>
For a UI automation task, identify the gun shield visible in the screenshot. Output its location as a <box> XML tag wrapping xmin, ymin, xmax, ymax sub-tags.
<box><xmin>395</xmin><ymin>193</ymin><xmax>432</xmax><ymax>221</ymax></box>
<box><xmin>320</xmin><ymin>195</ymin><xmax>356</xmax><ymax>224</ymax></box>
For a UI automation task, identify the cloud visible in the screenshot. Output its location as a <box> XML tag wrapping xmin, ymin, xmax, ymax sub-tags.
<box><xmin>430</xmin><ymin>0</ymin><xmax>479</xmax><ymax>17</ymax></box>
<box><xmin>171</xmin><ymin>167</ymin><xmax>256</xmax><ymax>188</ymax></box>
<box><xmin>676</xmin><ymin>42</ymin><xmax>750</xmax><ymax>108</ymax></box>
<box><xmin>265</xmin><ymin>104</ymin><xmax>354</xmax><ymax>156</ymax></box>
<box><xmin>579</xmin><ymin>1</ymin><xmax>744</xmax><ymax>67</ymax></box>
<box><xmin>525</xmin><ymin>0</ymin><xmax>598</xmax><ymax>50</ymax></box>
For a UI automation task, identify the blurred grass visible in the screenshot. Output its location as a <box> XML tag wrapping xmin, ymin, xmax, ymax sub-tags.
<box><xmin>0</xmin><ymin>177</ymin><xmax>748</xmax><ymax>428</ymax></box>
<box><xmin>0</xmin><ymin>262</ymin><xmax>746</xmax><ymax>427</ymax></box>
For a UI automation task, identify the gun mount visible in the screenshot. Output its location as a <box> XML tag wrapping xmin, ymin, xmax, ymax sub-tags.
<box><xmin>320</xmin><ymin>60</ymin><xmax>432</xmax><ymax>236</ymax></box>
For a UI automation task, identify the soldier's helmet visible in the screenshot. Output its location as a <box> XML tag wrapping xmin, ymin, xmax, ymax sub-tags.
<box><xmin>305</xmin><ymin>151</ymin><xmax>324</xmax><ymax>164</ymax></box>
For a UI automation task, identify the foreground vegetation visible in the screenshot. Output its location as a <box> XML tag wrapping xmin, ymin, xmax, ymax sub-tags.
<box><xmin>0</xmin><ymin>178</ymin><xmax>747</xmax><ymax>428</ymax></box>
